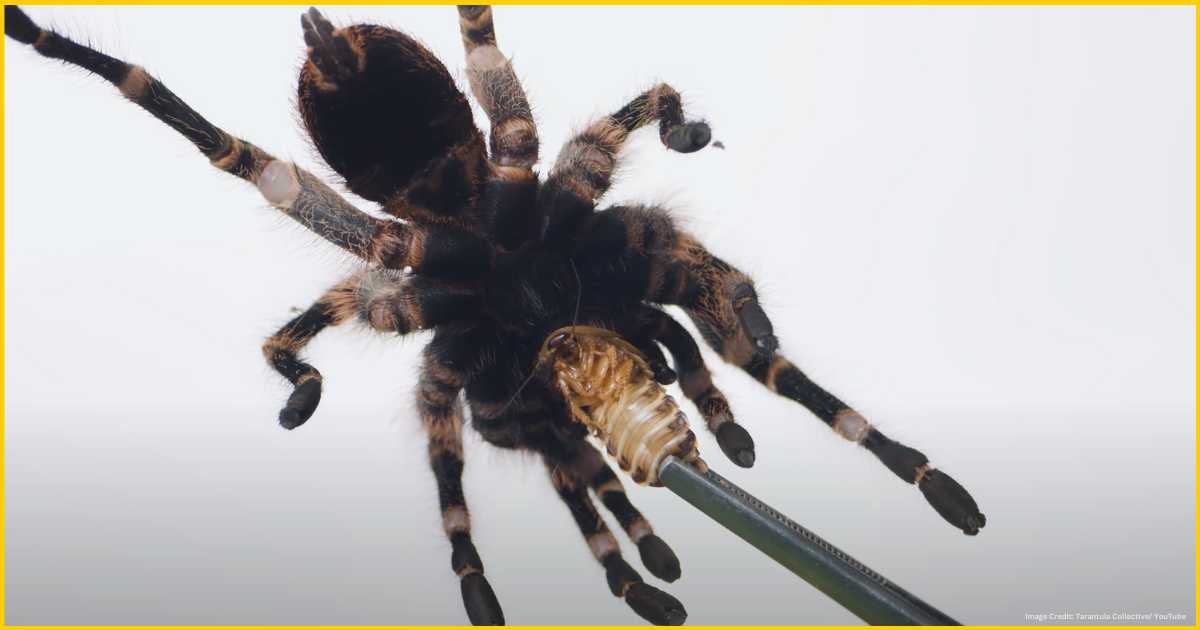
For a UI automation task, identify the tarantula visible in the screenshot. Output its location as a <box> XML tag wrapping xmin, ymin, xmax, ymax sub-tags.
<box><xmin>5</xmin><ymin>5</ymin><xmax>985</xmax><ymax>626</ymax></box>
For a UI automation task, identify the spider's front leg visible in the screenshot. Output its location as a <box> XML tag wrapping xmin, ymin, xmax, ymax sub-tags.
<box><xmin>543</xmin><ymin>458</ymin><xmax>686</xmax><ymax>626</ymax></box>
<box><xmin>665</xmin><ymin>233</ymin><xmax>987</xmax><ymax>536</ymax></box>
<box><xmin>458</xmin><ymin>5</ymin><xmax>538</xmax><ymax>171</ymax></box>
<box><xmin>471</xmin><ymin>404</ymin><xmax>685</xmax><ymax>624</ymax></box>
<box><xmin>572</xmin><ymin>208</ymin><xmax>754</xmax><ymax>467</ymax></box>
<box><xmin>577</xmin><ymin>205</ymin><xmax>984</xmax><ymax>534</ymax></box>
<box><xmin>263</xmin><ymin>270</ymin><xmax>482</xmax><ymax>429</ymax></box>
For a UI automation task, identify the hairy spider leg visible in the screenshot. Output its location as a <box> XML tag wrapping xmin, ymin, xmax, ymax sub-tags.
<box><xmin>458</xmin><ymin>5</ymin><xmax>538</xmax><ymax>170</ymax></box>
<box><xmin>263</xmin><ymin>277</ymin><xmax>359</xmax><ymax>430</ymax></box>
<box><xmin>573</xmin><ymin>206</ymin><xmax>696</xmax><ymax>309</ymax></box>
<box><xmin>545</xmin><ymin>458</ymin><xmax>687</xmax><ymax>626</ymax></box>
<box><xmin>467</xmin><ymin>398</ymin><xmax>684</xmax><ymax>590</ymax></box>
<box><xmin>421</xmin><ymin>333</ymin><xmax>505</xmax><ymax>625</ymax></box>
<box><xmin>668</xmin><ymin>232</ymin><xmax>988</xmax><ymax>536</ymax></box>
<box><xmin>636</xmin><ymin>306</ymin><xmax>756</xmax><ymax>468</ymax></box>
<box><xmin>3</xmin><ymin>6</ymin><xmax>493</xmax><ymax>279</ymax></box>
<box><xmin>568</xmin><ymin>201</ymin><xmax>985</xmax><ymax>534</ymax></box>
<box><xmin>564</xmin><ymin>443</ymin><xmax>683</xmax><ymax>583</ymax></box>
<box><xmin>569</xmin><ymin>207</ymin><xmax>754</xmax><ymax>465</ymax></box>
<box><xmin>263</xmin><ymin>270</ymin><xmax>483</xmax><ymax>429</ymax></box>
<box><xmin>541</xmin><ymin>84</ymin><xmax>712</xmax><ymax>244</ymax></box>
<box><xmin>455</xmin><ymin>5</ymin><xmax>542</xmax><ymax>251</ymax></box>
<box><xmin>749</xmin><ymin>353</ymin><xmax>986</xmax><ymax>535</ymax></box>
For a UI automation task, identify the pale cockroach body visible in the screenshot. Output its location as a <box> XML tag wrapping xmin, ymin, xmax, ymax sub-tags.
<box><xmin>540</xmin><ymin>326</ymin><xmax>707</xmax><ymax>486</ymax></box>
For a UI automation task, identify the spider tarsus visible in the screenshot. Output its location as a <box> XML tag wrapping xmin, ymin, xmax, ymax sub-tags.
<box><xmin>650</xmin><ymin>362</ymin><xmax>677</xmax><ymax>385</ymax></box>
<box><xmin>732</xmin><ymin>285</ymin><xmax>778</xmax><ymax>355</ymax></box>
<box><xmin>460</xmin><ymin>573</ymin><xmax>505</xmax><ymax>625</ymax></box>
<box><xmin>864</xmin><ymin>434</ymin><xmax>928</xmax><ymax>483</ymax></box>
<box><xmin>636</xmin><ymin>534</ymin><xmax>682</xmax><ymax>582</ymax></box>
<box><xmin>624</xmin><ymin>582</ymin><xmax>687</xmax><ymax>626</ymax></box>
<box><xmin>4</xmin><ymin>6</ymin><xmax>39</xmax><ymax>45</ymax></box>
<box><xmin>665</xmin><ymin>122</ymin><xmax>711</xmax><ymax>154</ymax></box>
<box><xmin>918</xmin><ymin>469</ymin><xmax>986</xmax><ymax>536</ymax></box>
<box><xmin>278</xmin><ymin>379</ymin><xmax>322</xmax><ymax>430</ymax></box>
<box><xmin>715</xmin><ymin>422</ymin><xmax>756</xmax><ymax>468</ymax></box>
<box><xmin>603</xmin><ymin>554</ymin><xmax>642</xmax><ymax>597</ymax></box>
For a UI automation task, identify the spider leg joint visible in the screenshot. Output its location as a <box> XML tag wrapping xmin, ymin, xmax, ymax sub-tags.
<box><xmin>257</xmin><ymin>160</ymin><xmax>301</xmax><ymax>208</ymax></box>
<box><xmin>466</xmin><ymin>45</ymin><xmax>507</xmax><ymax>72</ymax></box>
<box><xmin>833</xmin><ymin>409</ymin><xmax>871</xmax><ymax>443</ymax></box>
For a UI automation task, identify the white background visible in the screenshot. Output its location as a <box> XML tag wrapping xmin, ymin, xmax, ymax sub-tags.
<box><xmin>5</xmin><ymin>5</ymin><xmax>1195</xmax><ymax>625</ymax></box>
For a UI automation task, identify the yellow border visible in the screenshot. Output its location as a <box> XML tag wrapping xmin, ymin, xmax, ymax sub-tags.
<box><xmin>1</xmin><ymin>2</ymin><xmax>1196</xmax><ymax>629</ymax></box>
<box><xmin>4</xmin><ymin>0</ymin><xmax>1200</xmax><ymax>5</ymax></box>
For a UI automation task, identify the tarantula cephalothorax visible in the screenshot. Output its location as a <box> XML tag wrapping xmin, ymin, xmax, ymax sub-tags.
<box><xmin>6</xmin><ymin>5</ymin><xmax>985</xmax><ymax>625</ymax></box>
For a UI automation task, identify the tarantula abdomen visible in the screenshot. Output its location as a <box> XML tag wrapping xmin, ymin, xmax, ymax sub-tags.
<box><xmin>298</xmin><ymin>11</ymin><xmax>484</xmax><ymax>205</ymax></box>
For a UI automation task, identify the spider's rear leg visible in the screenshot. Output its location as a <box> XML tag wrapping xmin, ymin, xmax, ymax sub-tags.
<box><xmin>4</xmin><ymin>8</ymin><xmax>495</xmax><ymax>274</ymax></box>
<box><xmin>546</xmin><ymin>460</ymin><xmax>686</xmax><ymax>625</ymax></box>
<box><xmin>258</xmin><ymin>161</ymin><xmax>495</xmax><ymax>278</ymax></box>
<box><xmin>455</xmin><ymin>6</ymin><xmax>543</xmax><ymax>250</ymax></box>
<box><xmin>542</xmin><ymin>83</ymin><xmax>711</xmax><ymax>244</ymax></box>
<box><xmin>264</xmin><ymin>270</ymin><xmax>482</xmax><ymax>430</ymax></box>
<box><xmin>298</xmin><ymin>10</ymin><xmax>488</xmax><ymax>212</ymax></box>
<box><xmin>663</xmin><ymin>234</ymin><xmax>986</xmax><ymax>535</ymax></box>
<box><xmin>458</xmin><ymin>5</ymin><xmax>538</xmax><ymax>171</ymax></box>
<box><xmin>572</xmin><ymin>209</ymin><xmax>755</xmax><ymax>467</ymax></box>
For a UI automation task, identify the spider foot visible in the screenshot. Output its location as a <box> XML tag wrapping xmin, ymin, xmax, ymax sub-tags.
<box><xmin>301</xmin><ymin>7</ymin><xmax>361</xmax><ymax>88</ymax></box>
<box><xmin>636</xmin><ymin>534</ymin><xmax>682</xmax><ymax>583</ymax></box>
<box><xmin>460</xmin><ymin>573</ymin><xmax>505</xmax><ymax>625</ymax></box>
<box><xmin>4</xmin><ymin>6</ymin><xmax>39</xmax><ymax>44</ymax></box>
<box><xmin>278</xmin><ymin>378</ymin><xmax>322</xmax><ymax>430</ymax></box>
<box><xmin>625</xmin><ymin>582</ymin><xmax>687</xmax><ymax>626</ymax></box>
<box><xmin>733</xmin><ymin>285</ymin><xmax>778</xmax><ymax>355</ymax></box>
<box><xmin>650</xmin><ymin>361</ymin><xmax>678</xmax><ymax>385</ymax></box>
<box><xmin>715</xmin><ymin>422</ymin><xmax>756</xmax><ymax>468</ymax></box>
<box><xmin>918</xmin><ymin>468</ymin><xmax>986</xmax><ymax>535</ymax></box>
<box><xmin>605</xmin><ymin>554</ymin><xmax>685</xmax><ymax>623</ymax></box>
<box><xmin>665</xmin><ymin>122</ymin><xmax>711</xmax><ymax>154</ymax></box>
